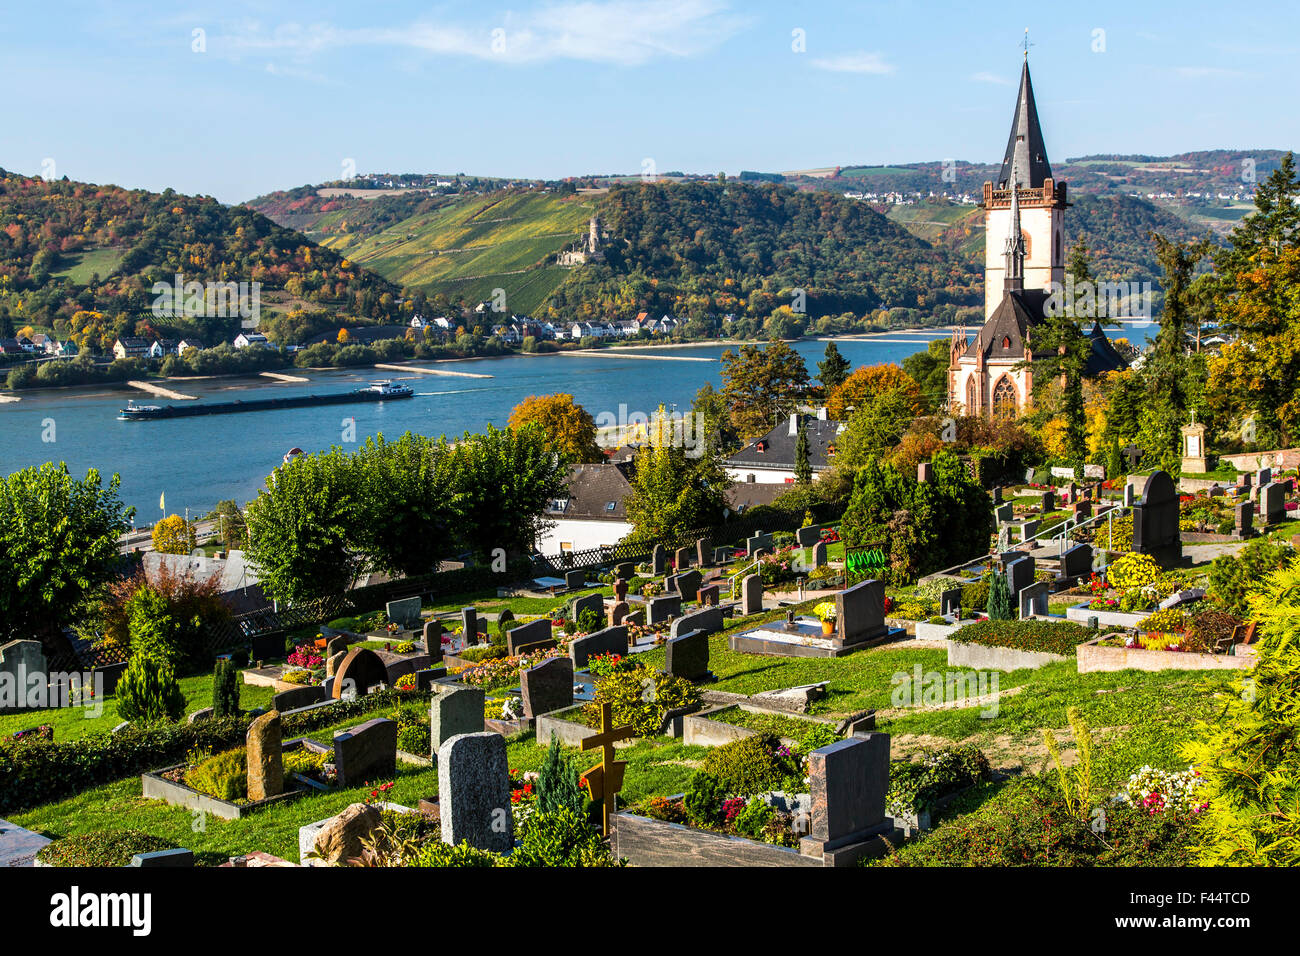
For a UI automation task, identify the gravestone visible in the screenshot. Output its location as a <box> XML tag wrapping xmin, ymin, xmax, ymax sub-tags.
<box><xmin>421</xmin><ymin>620</ymin><xmax>443</xmax><ymax>662</ymax></box>
<box><xmin>811</xmin><ymin>541</ymin><xmax>828</xmax><ymax>567</ymax></box>
<box><xmin>1060</xmin><ymin>543</ymin><xmax>1093</xmax><ymax>582</ymax></box>
<box><xmin>1123</xmin><ymin>483</ymin><xmax>1136</xmax><ymax>507</ymax></box>
<box><xmin>1073</xmin><ymin>500</ymin><xmax>1092</xmax><ymax>521</ymax></box>
<box><xmin>698</xmin><ymin>584</ymin><xmax>720</xmax><ymax>607</ymax></box>
<box><xmin>334</xmin><ymin>718</ymin><xmax>398</xmax><ymax>787</ymax></box>
<box><xmin>430</xmin><ymin>686</ymin><xmax>485</xmax><ymax>753</ymax></box>
<box><xmin>670</xmin><ymin>606</ymin><xmax>724</xmax><ymax>641</ymax></box>
<box><xmin>991</xmin><ymin>486</ymin><xmax>1003</xmax><ymax>504</ymax></box>
<box><xmin>1040</xmin><ymin>490</ymin><xmax>1055</xmax><ymax>513</ymax></box>
<box><xmin>572</xmin><ymin>592</ymin><xmax>605</xmax><ymax>630</ymax></box>
<box><xmin>994</xmin><ymin>503</ymin><xmax>1014</xmax><ymax>524</ymax></box>
<box><xmin>696</xmin><ymin>536</ymin><xmax>713</xmax><ymax>567</ymax></box>
<box><xmin>1241</xmin><ymin>472</ymin><xmax>1254</xmax><ymax>490</ymax></box>
<box><xmin>799</xmin><ymin>734</ymin><xmax>891</xmax><ymax>864</ymax></box>
<box><xmin>665</xmin><ymin>629</ymin><xmax>712</xmax><ymax>681</ymax></box>
<box><xmin>626</xmin><ymin>608</ymin><xmax>645</xmax><ymax>626</ymax></box>
<box><xmin>939</xmin><ymin>587</ymin><xmax>962</xmax><ymax>619</ymax></box>
<box><xmin>460</xmin><ymin>607</ymin><xmax>478</xmax><ymax>640</ymax></box>
<box><xmin>0</xmin><ymin>641</ymin><xmax>47</xmax><ymax>711</ymax></box>
<box><xmin>608</xmin><ymin>601</ymin><xmax>630</xmax><ymax>626</ymax></box>
<box><xmin>521</xmin><ymin>656</ymin><xmax>574</xmax><ymax>719</ymax></box>
<box><xmin>569</xmin><ymin>625</ymin><xmax>629</xmax><ymax>668</ymax></box>
<box><xmin>614</xmin><ymin>561</ymin><xmax>635</xmax><ymax>579</ymax></box>
<box><xmin>746</xmin><ymin>532</ymin><xmax>774</xmax><ymax>554</ymax></box>
<box><xmin>651</xmin><ymin>545</ymin><xmax>667</xmax><ymax>575</ymax></box>
<box><xmin>385</xmin><ymin>596</ymin><xmax>422</xmax><ymax>629</ymax></box>
<box><xmin>835</xmin><ymin>580</ymin><xmax>888</xmax><ymax>646</ymax></box>
<box><xmin>438</xmin><ymin>732</ymin><xmax>512</xmax><ymax>853</ymax></box>
<box><xmin>1261</xmin><ymin>482</ymin><xmax>1286</xmax><ymax>526</ymax></box>
<box><xmin>673</xmin><ymin>546</ymin><xmax>691</xmax><ymax>570</ymax></box>
<box><xmin>741</xmin><ymin>574</ymin><xmax>763</xmax><ymax>615</ymax></box>
<box><xmin>1020</xmin><ymin>519</ymin><xmax>1040</xmax><ymax>543</ymax></box>
<box><xmin>796</xmin><ymin>526</ymin><xmax>821</xmax><ymax>547</ymax></box>
<box><xmin>613</xmin><ymin>578</ymin><xmax>628</xmax><ymax>602</ymax></box>
<box><xmin>1234</xmin><ymin>501</ymin><xmax>1254</xmax><ymax>538</ymax></box>
<box><xmin>325</xmin><ymin>650</ymin><xmax>347</xmax><ymax>679</ymax></box>
<box><xmin>1257</xmin><ymin>467</ymin><xmax>1272</xmax><ymax>490</ymax></box>
<box><xmin>1005</xmin><ymin>556</ymin><xmax>1035</xmax><ymax>601</ymax></box>
<box><xmin>669</xmin><ymin>569</ymin><xmax>702</xmax><ymax>602</ymax></box>
<box><xmin>498</xmin><ymin>609</ymin><xmax>515</xmax><ymax>629</ymax></box>
<box><xmin>647</xmin><ymin>593</ymin><xmax>682</xmax><ymax>625</ymax></box>
<box><xmin>917</xmin><ymin>461</ymin><xmax>934</xmax><ymax>483</ymax></box>
<box><xmin>713</xmin><ymin>546</ymin><xmax>733</xmax><ymax>565</ymax></box>
<box><xmin>565</xmin><ymin>569</ymin><xmax>586</xmax><ymax>590</ymax></box>
<box><xmin>272</xmin><ymin>685</ymin><xmax>327</xmax><ymax>712</ymax></box>
<box><xmin>1018</xmin><ymin>581</ymin><xmax>1049</xmax><ymax>619</ymax></box>
<box><xmin>331</xmin><ymin>647</ymin><xmax>387</xmax><ymax>699</ymax></box>
<box><xmin>325</xmin><ymin>633</ymin><xmax>352</xmax><ymax>662</ymax></box>
<box><xmin>1131</xmin><ymin>470</ymin><xmax>1182</xmax><ymax>568</ymax></box>
<box><xmin>506</xmin><ymin>619</ymin><xmax>555</xmax><ymax>656</ymax></box>
<box><xmin>246</xmin><ymin>710</ymin><xmax>283</xmax><ymax>801</ymax></box>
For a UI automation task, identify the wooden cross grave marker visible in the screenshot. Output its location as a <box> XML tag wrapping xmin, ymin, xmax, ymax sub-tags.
<box><xmin>580</xmin><ymin>701</ymin><xmax>635</xmax><ymax>837</ymax></box>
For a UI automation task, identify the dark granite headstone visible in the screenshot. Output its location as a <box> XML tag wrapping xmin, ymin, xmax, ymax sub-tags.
<box><xmin>272</xmin><ymin>685</ymin><xmax>327</xmax><ymax>712</ymax></box>
<box><xmin>1261</xmin><ymin>482</ymin><xmax>1286</xmax><ymax>526</ymax></box>
<box><xmin>991</xmin><ymin>486</ymin><xmax>1003</xmax><ymax>504</ymax></box>
<box><xmin>520</xmin><ymin>656</ymin><xmax>574</xmax><ymax>719</ymax></box>
<box><xmin>386</xmin><ymin>596</ymin><xmax>422</xmax><ymax>629</ymax></box>
<box><xmin>665</xmin><ymin>629</ymin><xmax>712</xmax><ymax>681</ymax></box>
<box><xmin>670</xmin><ymin>606</ymin><xmax>724</xmax><ymax>641</ymax></box>
<box><xmin>1005</xmin><ymin>556</ymin><xmax>1035</xmax><ymax>601</ymax></box>
<box><xmin>431</xmin><ymin>686</ymin><xmax>485</xmax><ymax>752</ymax></box>
<box><xmin>422</xmin><ymin>620</ymin><xmax>444</xmax><ymax>662</ymax></box>
<box><xmin>506</xmin><ymin>618</ymin><xmax>553</xmax><ymax>656</ymax></box>
<box><xmin>460</xmin><ymin>607</ymin><xmax>478</xmax><ymax>640</ymax></box>
<box><xmin>697</xmin><ymin>584</ymin><xmax>720</xmax><ymax>607</ymax></box>
<box><xmin>696</xmin><ymin>537</ymin><xmax>713</xmax><ymax>567</ymax></box>
<box><xmin>614</xmin><ymin>561</ymin><xmax>635</xmax><ymax>580</ymax></box>
<box><xmin>746</xmin><ymin>532</ymin><xmax>774</xmax><ymax>554</ymax></box>
<box><xmin>651</xmin><ymin>545</ymin><xmax>667</xmax><ymax>575</ymax></box>
<box><xmin>331</xmin><ymin>647</ymin><xmax>388</xmax><ymax>699</ymax></box>
<box><xmin>572</xmin><ymin>592</ymin><xmax>605</xmax><ymax>629</ymax></box>
<box><xmin>673</xmin><ymin>546</ymin><xmax>691</xmax><ymax>570</ymax></box>
<box><xmin>565</xmin><ymin>569</ymin><xmax>585</xmax><ymax>590</ymax></box>
<box><xmin>835</xmin><ymin>579</ymin><xmax>887</xmax><ymax>646</ymax></box>
<box><xmin>569</xmin><ymin>625</ymin><xmax>629</xmax><ymax>668</ymax></box>
<box><xmin>812</xmin><ymin>541</ymin><xmax>828</xmax><ymax>567</ymax></box>
<box><xmin>1060</xmin><ymin>543</ymin><xmax>1093</xmax><ymax>582</ymax></box>
<box><xmin>1234</xmin><ymin>501</ymin><xmax>1254</xmax><ymax>538</ymax></box>
<box><xmin>668</xmin><ymin>569</ymin><xmax>702</xmax><ymax>602</ymax></box>
<box><xmin>334</xmin><ymin>718</ymin><xmax>398</xmax><ymax>787</ymax></box>
<box><xmin>1018</xmin><ymin>581</ymin><xmax>1049</xmax><ymax>618</ymax></box>
<box><xmin>994</xmin><ymin>503</ymin><xmax>1014</xmax><ymax>524</ymax></box>
<box><xmin>939</xmin><ymin>587</ymin><xmax>962</xmax><ymax>619</ymax></box>
<box><xmin>439</xmin><ymin>732</ymin><xmax>512</xmax><ymax>853</ymax></box>
<box><xmin>647</xmin><ymin>593</ymin><xmax>682</xmax><ymax>625</ymax></box>
<box><xmin>800</xmin><ymin>734</ymin><xmax>890</xmax><ymax>858</ymax></box>
<box><xmin>1132</xmin><ymin>470</ymin><xmax>1181</xmax><ymax>568</ymax></box>
<box><xmin>1040</xmin><ymin>490</ymin><xmax>1055</xmax><ymax>512</ymax></box>
<box><xmin>796</xmin><ymin>526</ymin><xmax>820</xmax><ymax>547</ymax></box>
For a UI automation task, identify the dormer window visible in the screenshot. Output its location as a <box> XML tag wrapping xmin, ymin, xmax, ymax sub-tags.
<box><xmin>1002</xmin><ymin>336</ymin><xmax>1011</xmax><ymax>349</ymax></box>
<box><xmin>756</xmin><ymin>441</ymin><xmax>766</xmax><ymax>452</ymax></box>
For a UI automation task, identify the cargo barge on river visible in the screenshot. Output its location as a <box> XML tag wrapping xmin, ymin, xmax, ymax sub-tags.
<box><xmin>118</xmin><ymin>380</ymin><xmax>414</xmax><ymax>420</ymax></box>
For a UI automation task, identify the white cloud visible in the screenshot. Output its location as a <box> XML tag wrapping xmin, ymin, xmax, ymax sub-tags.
<box><xmin>971</xmin><ymin>71</ymin><xmax>1011</xmax><ymax>85</ymax></box>
<box><xmin>810</xmin><ymin>52</ymin><xmax>894</xmax><ymax>75</ymax></box>
<box><xmin>209</xmin><ymin>1</ymin><xmax>748</xmax><ymax>68</ymax></box>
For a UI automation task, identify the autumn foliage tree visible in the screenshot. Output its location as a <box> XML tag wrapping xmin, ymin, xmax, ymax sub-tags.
<box><xmin>720</xmin><ymin>339</ymin><xmax>810</xmax><ymax>441</ymax></box>
<box><xmin>826</xmin><ymin>363</ymin><xmax>925</xmax><ymax>420</ymax></box>
<box><xmin>508</xmin><ymin>393</ymin><xmax>603</xmax><ymax>464</ymax></box>
<box><xmin>152</xmin><ymin>514</ymin><xmax>197</xmax><ymax>555</ymax></box>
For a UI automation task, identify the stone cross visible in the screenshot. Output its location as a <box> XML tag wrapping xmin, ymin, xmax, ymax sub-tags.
<box><xmin>580</xmin><ymin>701</ymin><xmax>634</xmax><ymax>837</ymax></box>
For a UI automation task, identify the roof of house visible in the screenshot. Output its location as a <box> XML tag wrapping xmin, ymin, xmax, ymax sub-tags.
<box><xmin>996</xmin><ymin>59</ymin><xmax>1053</xmax><ymax>190</ymax></box>
<box><xmin>547</xmin><ymin>463</ymin><xmax>633</xmax><ymax>521</ymax></box>
<box><xmin>725</xmin><ymin>482</ymin><xmax>793</xmax><ymax>512</ymax></box>
<box><xmin>724</xmin><ymin>416</ymin><xmax>844</xmax><ymax>471</ymax></box>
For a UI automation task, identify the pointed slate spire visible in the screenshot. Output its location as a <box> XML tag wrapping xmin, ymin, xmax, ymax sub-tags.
<box><xmin>996</xmin><ymin>59</ymin><xmax>1052</xmax><ymax>189</ymax></box>
<box><xmin>1004</xmin><ymin>160</ymin><xmax>1025</xmax><ymax>289</ymax></box>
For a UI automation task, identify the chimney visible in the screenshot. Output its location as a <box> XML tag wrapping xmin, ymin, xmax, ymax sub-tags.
<box><xmin>817</xmin><ymin>406</ymin><xmax>828</xmax><ymax>421</ymax></box>
<box><xmin>788</xmin><ymin>413</ymin><xmax>799</xmax><ymax>437</ymax></box>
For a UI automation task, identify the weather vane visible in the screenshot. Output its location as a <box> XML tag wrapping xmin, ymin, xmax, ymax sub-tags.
<box><xmin>1021</xmin><ymin>28</ymin><xmax>1033</xmax><ymax>57</ymax></box>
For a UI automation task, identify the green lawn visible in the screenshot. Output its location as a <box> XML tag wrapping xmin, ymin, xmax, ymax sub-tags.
<box><xmin>0</xmin><ymin>670</ymin><xmax>275</xmax><ymax>743</ymax></box>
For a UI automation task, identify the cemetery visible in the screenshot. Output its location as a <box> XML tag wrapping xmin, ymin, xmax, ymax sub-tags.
<box><xmin>2</xmin><ymin>460</ymin><xmax>1298</xmax><ymax>871</ymax></box>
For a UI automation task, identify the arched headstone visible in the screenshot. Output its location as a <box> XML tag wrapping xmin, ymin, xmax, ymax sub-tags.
<box><xmin>331</xmin><ymin>647</ymin><xmax>387</xmax><ymax>699</ymax></box>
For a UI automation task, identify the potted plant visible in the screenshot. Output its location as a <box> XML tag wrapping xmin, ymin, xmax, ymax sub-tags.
<box><xmin>813</xmin><ymin>601</ymin><xmax>838</xmax><ymax>636</ymax></box>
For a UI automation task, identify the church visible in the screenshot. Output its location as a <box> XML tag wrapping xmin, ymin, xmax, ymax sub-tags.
<box><xmin>947</xmin><ymin>56</ymin><xmax>1128</xmax><ymax>418</ymax></box>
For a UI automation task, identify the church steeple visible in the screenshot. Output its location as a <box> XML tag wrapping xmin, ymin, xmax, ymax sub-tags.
<box><xmin>996</xmin><ymin>58</ymin><xmax>1052</xmax><ymax>189</ymax></box>
<box><xmin>1003</xmin><ymin>160</ymin><xmax>1025</xmax><ymax>290</ymax></box>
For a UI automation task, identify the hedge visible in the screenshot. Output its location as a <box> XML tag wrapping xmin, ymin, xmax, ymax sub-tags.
<box><xmin>949</xmin><ymin>619</ymin><xmax>1095</xmax><ymax>657</ymax></box>
<box><xmin>0</xmin><ymin>688</ymin><xmax>432</xmax><ymax>815</ymax></box>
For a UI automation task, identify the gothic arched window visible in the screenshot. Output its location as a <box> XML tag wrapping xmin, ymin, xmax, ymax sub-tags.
<box><xmin>965</xmin><ymin>376</ymin><xmax>976</xmax><ymax>413</ymax></box>
<box><xmin>992</xmin><ymin>375</ymin><xmax>1018</xmax><ymax>419</ymax></box>
<box><xmin>1054</xmin><ymin>230</ymin><xmax>1062</xmax><ymax>265</ymax></box>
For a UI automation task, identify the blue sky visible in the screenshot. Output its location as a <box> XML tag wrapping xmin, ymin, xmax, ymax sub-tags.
<box><xmin>1</xmin><ymin>1</ymin><xmax>1295</xmax><ymax>203</ymax></box>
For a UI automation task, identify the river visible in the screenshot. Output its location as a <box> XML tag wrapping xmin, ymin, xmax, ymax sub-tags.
<box><xmin>0</xmin><ymin>333</ymin><xmax>955</xmax><ymax>521</ymax></box>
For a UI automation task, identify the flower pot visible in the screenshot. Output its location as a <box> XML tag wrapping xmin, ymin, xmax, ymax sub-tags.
<box><xmin>821</xmin><ymin>619</ymin><xmax>835</xmax><ymax>636</ymax></box>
